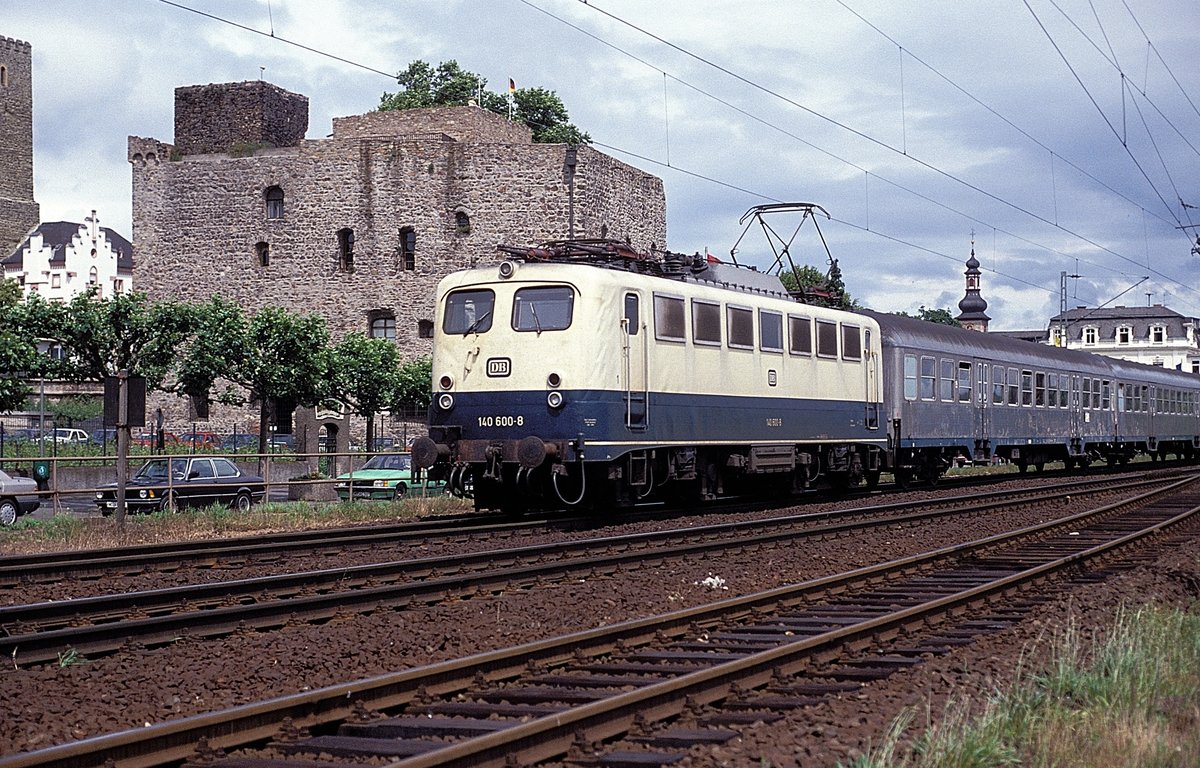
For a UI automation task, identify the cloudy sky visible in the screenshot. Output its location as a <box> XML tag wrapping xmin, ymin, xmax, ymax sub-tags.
<box><xmin>5</xmin><ymin>0</ymin><xmax>1200</xmax><ymax>329</ymax></box>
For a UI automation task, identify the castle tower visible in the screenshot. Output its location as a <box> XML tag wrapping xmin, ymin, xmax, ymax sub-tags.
<box><xmin>0</xmin><ymin>35</ymin><xmax>39</xmax><ymax>258</ymax></box>
<box><xmin>955</xmin><ymin>240</ymin><xmax>990</xmax><ymax>332</ymax></box>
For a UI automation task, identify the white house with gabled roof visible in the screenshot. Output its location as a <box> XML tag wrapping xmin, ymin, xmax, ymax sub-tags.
<box><xmin>2</xmin><ymin>211</ymin><xmax>133</xmax><ymax>301</ymax></box>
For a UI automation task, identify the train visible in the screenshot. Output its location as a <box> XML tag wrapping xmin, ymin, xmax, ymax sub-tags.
<box><xmin>411</xmin><ymin>239</ymin><xmax>1200</xmax><ymax>513</ymax></box>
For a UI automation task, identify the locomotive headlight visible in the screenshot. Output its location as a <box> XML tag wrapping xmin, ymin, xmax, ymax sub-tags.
<box><xmin>498</xmin><ymin>260</ymin><xmax>517</xmax><ymax>279</ymax></box>
<box><xmin>437</xmin><ymin>393</ymin><xmax>455</xmax><ymax>411</ymax></box>
<box><xmin>547</xmin><ymin>390</ymin><xmax>564</xmax><ymax>409</ymax></box>
<box><xmin>547</xmin><ymin>372</ymin><xmax>562</xmax><ymax>388</ymax></box>
<box><xmin>438</xmin><ymin>374</ymin><xmax>453</xmax><ymax>390</ymax></box>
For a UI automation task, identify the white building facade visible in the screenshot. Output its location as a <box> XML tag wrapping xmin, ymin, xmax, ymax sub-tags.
<box><xmin>1048</xmin><ymin>305</ymin><xmax>1200</xmax><ymax>374</ymax></box>
<box><xmin>2</xmin><ymin>211</ymin><xmax>132</xmax><ymax>301</ymax></box>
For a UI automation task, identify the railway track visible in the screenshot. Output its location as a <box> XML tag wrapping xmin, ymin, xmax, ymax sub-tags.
<box><xmin>0</xmin><ymin>469</ymin><xmax>1168</xmax><ymax>592</ymax></box>
<box><xmin>0</xmin><ymin>474</ymin><xmax>1170</xmax><ymax>666</ymax></box>
<box><xmin>2</xmin><ymin>474</ymin><xmax>1195</xmax><ymax>768</ymax></box>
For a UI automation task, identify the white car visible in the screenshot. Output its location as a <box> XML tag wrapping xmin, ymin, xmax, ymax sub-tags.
<box><xmin>50</xmin><ymin>428</ymin><xmax>89</xmax><ymax>444</ymax></box>
<box><xmin>0</xmin><ymin>469</ymin><xmax>40</xmax><ymax>526</ymax></box>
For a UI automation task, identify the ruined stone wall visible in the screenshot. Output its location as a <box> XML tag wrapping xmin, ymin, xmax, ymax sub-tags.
<box><xmin>131</xmin><ymin>99</ymin><xmax>666</xmax><ymax>434</ymax></box>
<box><xmin>173</xmin><ymin>81</ymin><xmax>308</xmax><ymax>156</ymax></box>
<box><xmin>0</xmin><ymin>35</ymin><xmax>39</xmax><ymax>257</ymax></box>
<box><xmin>332</xmin><ymin>106</ymin><xmax>533</xmax><ymax>145</ymax></box>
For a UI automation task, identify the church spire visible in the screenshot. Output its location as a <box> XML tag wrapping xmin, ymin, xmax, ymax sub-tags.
<box><xmin>955</xmin><ymin>236</ymin><xmax>990</xmax><ymax>332</ymax></box>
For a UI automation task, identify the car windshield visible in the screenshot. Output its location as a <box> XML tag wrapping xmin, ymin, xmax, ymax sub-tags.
<box><xmin>361</xmin><ymin>454</ymin><xmax>411</xmax><ymax>472</ymax></box>
<box><xmin>134</xmin><ymin>458</ymin><xmax>188</xmax><ymax>480</ymax></box>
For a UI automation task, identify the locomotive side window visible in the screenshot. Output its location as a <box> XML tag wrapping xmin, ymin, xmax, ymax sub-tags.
<box><xmin>904</xmin><ymin>355</ymin><xmax>918</xmax><ymax>400</ymax></box>
<box><xmin>816</xmin><ymin>320</ymin><xmax>838</xmax><ymax>359</ymax></box>
<box><xmin>692</xmin><ymin>300</ymin><xmax>722</xmax><ymax>346</ymax></box>
<box><xmin>940</xmin><ymin>359</ymin><xmax>954</xmax><ymax>401</ymax></box>
<box><xmin>443</xmin><ymin>289</ymin><xmax>496</xmax><ymax>335</ymax></box>
<box><xmin>788</xmin><ymin>315</ymin><xmax>812</xmax><ymax>356</ymax></box>
<box><xmin>727</xmin><ymin>306</ymin><xmax>754</xmax><ymax>349</ymax></box>
<box><xmin>992</xmin><ymin>366</ymin><xmax>1004</xmax><ymax>405</ymax></box>
<box><xmin>1007</xmin><ymin>367</ymin><xmax>1019</xmax><ymax>405</ymax></box>
<box><xmin>919</xmin><ymin>356</ymin><xmax>936</xmax><ymax>400</ymax></box>
<box><xmin>654</xmin><ymin>294</ymin><xmax>686</xmax><ymax>342</ymax></box>
<box><xmin>759</xmin><ymin>311</ymin><xmax>783</xmax><ymax>352</ymax></box>
<box><xmin>513</xmin><ymin>286</ymin><xmax>574</xmax><ymax>332</ymax></box>
<box><xmin>624</xmin><ymin>293</ymin><xmax>639</xmax><ymax>336</ymax></box>
<box><xmin>841</xmin><ymin>324</ymin><xmax>862</xmax><ymax>361</ymax></box>
<box><xmin>957</xmin><ymin>362</ymin><xmax>971</xmax><ymax>402</ymax></box>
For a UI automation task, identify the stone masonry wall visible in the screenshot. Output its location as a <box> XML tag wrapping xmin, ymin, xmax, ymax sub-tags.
<box><xmin>174</xmin><ymin>81</ymin><xmax>308</xmax><ymax>156</ymax></box>
<box><xmin>0</xmin><ymin>35</ymin><xmax>39</xmax><ymax>257</ymax></box>
<box><xmin>131</xmin><ymin>99</ymin><xmax>666</xmax><ymax>436</ymax></box>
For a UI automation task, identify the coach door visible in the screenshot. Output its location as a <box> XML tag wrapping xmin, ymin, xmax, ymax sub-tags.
<box><xmin>977</xmin><ymin>362</ymin><xmax>991</xmax><ymax>460</ymax></box>
<box><xmin>623</xmin><ymin>292</ymin><xmax>649</xmax><ymax>430</ymax></box>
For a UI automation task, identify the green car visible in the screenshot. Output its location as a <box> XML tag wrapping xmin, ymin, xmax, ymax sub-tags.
<box><xmin>334</xmin><ymin>453</ymin><xmax>445</xmax><ymax>501</ymax></box>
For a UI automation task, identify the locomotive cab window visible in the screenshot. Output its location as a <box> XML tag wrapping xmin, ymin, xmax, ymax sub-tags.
<box><xmin>841</xmin><ymin>324</ymin><xmax>862</xmax><ymax>361</ymax></box>
<box><xmin>727</xmin><ymin>305</ymin><xmax>754</xmax><ymax>349</ymax></box>
<box><xmin>513</xmin><ymin>286</ymin><xmax>574</xmax><ymax>332</ymax></box>
<box><xmin>624</xmin><ymin>293</ymin><xmax>639</xmax><ymax>336</ymax></box>
<box><xmin>443</xmin><ymin>289</ymin><xmax>496</xmax><ymax>335</ymax></box>
<box><xmin>692</xmin><ymin>300</ymin><xmax>721</xmax><ymax>346</ymax></box>
<box><xmin>654</xmin><ymin>294</ymin><xmax>686</xmax><ymax>342</ymax></box>
<box><xmin>759</xmin><ymin>311</ymin><xmax>783</xmax><ymax>352</ymax></box>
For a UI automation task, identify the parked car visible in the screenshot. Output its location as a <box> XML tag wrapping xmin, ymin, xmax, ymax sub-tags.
<box><xmin>95</xmin><ymin>456</ymin><xmax>266</xmax><ymax>514</ymax></box>
<box><xmin>0</xmin><ymin>468</ymin><xmax>40</xmax><ymax>526</ymax></box>
<box><xmin>268</xmin><ymin>434</ymin><xmax>295</xmax><ymax>452</ymax></box>
<box><xmin>50</xmin><ymin>428</ymin><xmax>89</xmax><ymax>444</ymax></box>
<box><xmin>368</xmin><ymin>436</ymin><xmax>396</xmax><ymax>451</ymax></box>
<box><xmin>1</xmin><ymin>427</ymin><xmax>40</xmax><ymax>444</ymax></box>
<box><xmin>334</xmin><ymin>453</ymin><xmax>445</xmax><ymax>501</ymax></box>
<box><xmin>133</xmin><ymin>431</ymin><xmax>180</xmax><ymax>448</ymax></box>
<box><xmin>179</xmin><ymin>431</ymin><xmax>221</xmax><ymax>450</ymax></box>
<box><xmin>220</xmin><ymin>434</ymin><xmax>259</xmax><ymax>452</ymax></box>
<box><xmin>88</xmin><ymin>427</ymin><xmax>120</xmax><ymax>446</ymax></box>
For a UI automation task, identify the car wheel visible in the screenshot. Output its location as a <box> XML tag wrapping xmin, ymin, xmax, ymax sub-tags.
<box><xmin>0</xmin><ymin>499</ymin><xmax>18</xmax><ymax>527</ymax></box>
<box><xmin>233</xmin><ymin>491</ymin><xmax>253</xmax><ymax>513</ymax></box>
<box><xmin>158</xmin><ymin>492</ymin><xmax>178</xmax><ymax>513</ymax></box>
<box><xmin>392</xmin><ymin>483</ymin><xmax>408</xmax><ymax>500</ymax></box>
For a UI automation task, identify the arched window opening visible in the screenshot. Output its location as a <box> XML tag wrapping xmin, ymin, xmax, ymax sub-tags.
<box><xmin>88</xmin><ymin>266</ymin><xmax>98</xmax><ymax>286</ymax></box>
<box><xmin>337</xmin><ymin>228</ymin><xmax>355</xmax><ymax>271</ymax></box>
<box><xmin>265</xmin><ymin>186</ymin><xmax>284</xmax><ymax>219</ymax></box>
<box><xmin>418</xmin><ymin>319</ymin><xmax>434</xmax><ymax>338</ymax></box>
<box><xmin>399</xmin><ymin>227</ymin><xmax>416</xmax><ymax>270</ymax></box>
<box><xmin>0</xmin><ymin>66</ymin><xmax>7</xmax><ymax>88</ymax></box>
<box><xmin>454</xmin><ymin>211</ymin><xmax>471</xmax><ymax>235</ymax></box>
<box><xmin>256</xmin><ymin>241</ymin><xmax>270</xmax><ymax>267</ymax></box>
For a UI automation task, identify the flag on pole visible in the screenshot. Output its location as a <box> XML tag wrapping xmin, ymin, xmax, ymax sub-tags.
<box><xmin>508</xmin><ymin>78</ymin><xmax>515</xmax><ymax>120</ymax></box>
<box><xmin>509</xmin><ymin>78</ymin><xmax>516</xmax><ymax>93</ymax></box>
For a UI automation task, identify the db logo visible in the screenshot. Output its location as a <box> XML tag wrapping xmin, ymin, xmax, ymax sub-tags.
<box><xmin>486</xmin><ymin>357</ymin><xmax>511</xmax><ymax>377</ymax></box>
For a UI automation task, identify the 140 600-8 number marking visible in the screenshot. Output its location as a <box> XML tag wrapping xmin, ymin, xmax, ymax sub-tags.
<box><xmin>478</xmin><ymin>415</ymin><xmax>524</xmax><ymax>427</ymax></box>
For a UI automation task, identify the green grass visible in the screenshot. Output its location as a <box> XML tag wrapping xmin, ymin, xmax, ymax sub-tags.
<box><xmin>845</xmin><ymin>603</ymin><xmax>1200</xmax><ymax>768</ymax></box>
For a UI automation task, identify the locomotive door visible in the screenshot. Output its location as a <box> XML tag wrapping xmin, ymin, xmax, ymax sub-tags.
<box><xmin>622</xmin><ymin>292</ymin><xmax>649</xmax><ymax>430</ymax></box>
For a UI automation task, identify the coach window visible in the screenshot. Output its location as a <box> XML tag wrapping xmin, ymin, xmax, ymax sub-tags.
<box><xmin>816</xmin><ymin>320</ymin><xmax>838</xmax><ymax>359</ymax></box>
<box><xmin>1117</xmin><ymin>383</ymin><xmax>1127</xmax><ymax>412</ymax></box>
<box><xmin>1021</xmin><ymin>370</ymin><xmax>1033</xmax><ymax>406</ymax></box>
<box><xmin>904</xmin><ymin>355</ymin><xmax>918</xmax><ymax>399</ymax></box>
<box><xmin>957</xmin><ymin>362</ymin><xmax>972</xmax><ymax>402</ymax></box>
<box><xmin>1035</xmin><ymin>372</ymin><xmax>1046</xmax><ymax>406</ymax></box>
<box><xmin>624</xmin><ymin>294</ymin><xmax>639</xmax><ymax>336</ymax></box>
<box><xmin>841</xmin><ymin>324</ymin><xmax>862</xmax><ymax>360</ymax></box>
<box><xmin>992</xmin><ymin>366</ymin><xmax>1004</xmax><ymax>404</ymax></box>
<box><xmin>513</xmin><ymin>286</ymin><xmax>574</xmax><ymax>332</ymax></box>
<box><xmin>1007</xmin><ymin>367</ymin><xmax>1019</xmax><ymax>405</ymax></box>
<box><xmin>788</xmin><ymin>315</ymin><xmax>812</xmax><ymax>356</ymax></box>
<box><xmin>760</xmin><ymin>311</ymin><xmax>783</xmax><ymax>352</ymax></box>
<box><xmin>1048</xmin><ymin>374</ymin><xmax>1058</xmax><ymax>408</ymax></box>
<box><xmin>727</xmin><ymin>305</ymin><xmax>754</xmax><ymax>349</ymax></box>
<box><xmin>443</xmin><ymin>289</ymin><xmax>495</xmax><ymax>335</ymax></box>
<box><xmin>920</xmin><ymin>356</ymin><xmax>936</xmax><ymax>400</ymax></box>
<box><xmin>692</xmin><ymin>300</ymin><xmax>722</xmax><ymax>346</ymax></box>
<box><xmin>654</xmin><ymin>295</ymin><xmax>686</xmax><ymax>342</ymax></box>
<box><xmin>939</xmin><ymin>359</ymin><xmax>954</xmax><ymax>401</ymax></box>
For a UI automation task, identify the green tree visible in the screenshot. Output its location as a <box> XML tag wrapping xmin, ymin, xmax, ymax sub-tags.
<box><xmin>778</xmin><ymin>263</ymin><xmax>857</xmax><ymax>309</ymax></box>
<box><xmin>327</xmin><ymin>333</ymin><xmax>406</xmax><ymax>451</ymax></box>
<box><xmin>394</xmin><ymin>356</ymin><xmax>433</xmax><ymax>412</ymax></box>
<box><xmin>380</xmin><ymin>59</ymin><xmax>590</xmax><ymax>144</ymax></box>
<box><xmin>0</xmin><ymin>280</ymin><xmax>39</xmax><ymax>413</ymax></box>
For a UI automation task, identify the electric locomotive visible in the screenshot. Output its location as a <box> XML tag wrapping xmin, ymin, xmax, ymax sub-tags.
<box><xmin>412</xmin><ymin>241</ymin><xmax>887</xmax><ymax>512</ymax></box>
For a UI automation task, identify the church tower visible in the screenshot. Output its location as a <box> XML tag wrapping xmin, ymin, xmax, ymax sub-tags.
<box><xmin>955</xmin><ymin>240</ymin><xmax>990</xmax><ymax>332</ymax></box>
<box><xmin>0</xmin><ymin>35</ymin><xmax>39</xmax><ymax>258</ymax></box>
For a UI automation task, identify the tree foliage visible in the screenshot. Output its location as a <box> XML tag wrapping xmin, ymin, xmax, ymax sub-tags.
<box><xmin>778</xmin><ymin>262</ymin><xmax>858</xmax><ymax>310</ymax></box>
<box><xmin>0</xmin><ymin>280</ymin><xmax>38</xmax><ymax>413</ymax></box>
<box><xmin>896</xmin><ymin>306</ymin><xmax>961</xmax><ymax>327</ymax></box>
<box><xmin>380</xmin><ymin>59</ymin><xmax>590</xmax><ymax>144</ymax></box>
<box><xmin>327</xmin><ymin>333</ymin><xmax>407</xmax><ymax>450</ymax></box>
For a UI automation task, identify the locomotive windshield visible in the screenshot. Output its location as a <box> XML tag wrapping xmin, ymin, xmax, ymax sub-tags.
<box><xmin>513</xmin><ymin>286</ymin><xmax>574</xmax><ymax>333</ymax></box>
<box><xmin>444</xmin><ymin>289</ymin><xmax>495</xmax><ymax>335</ymax></box>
